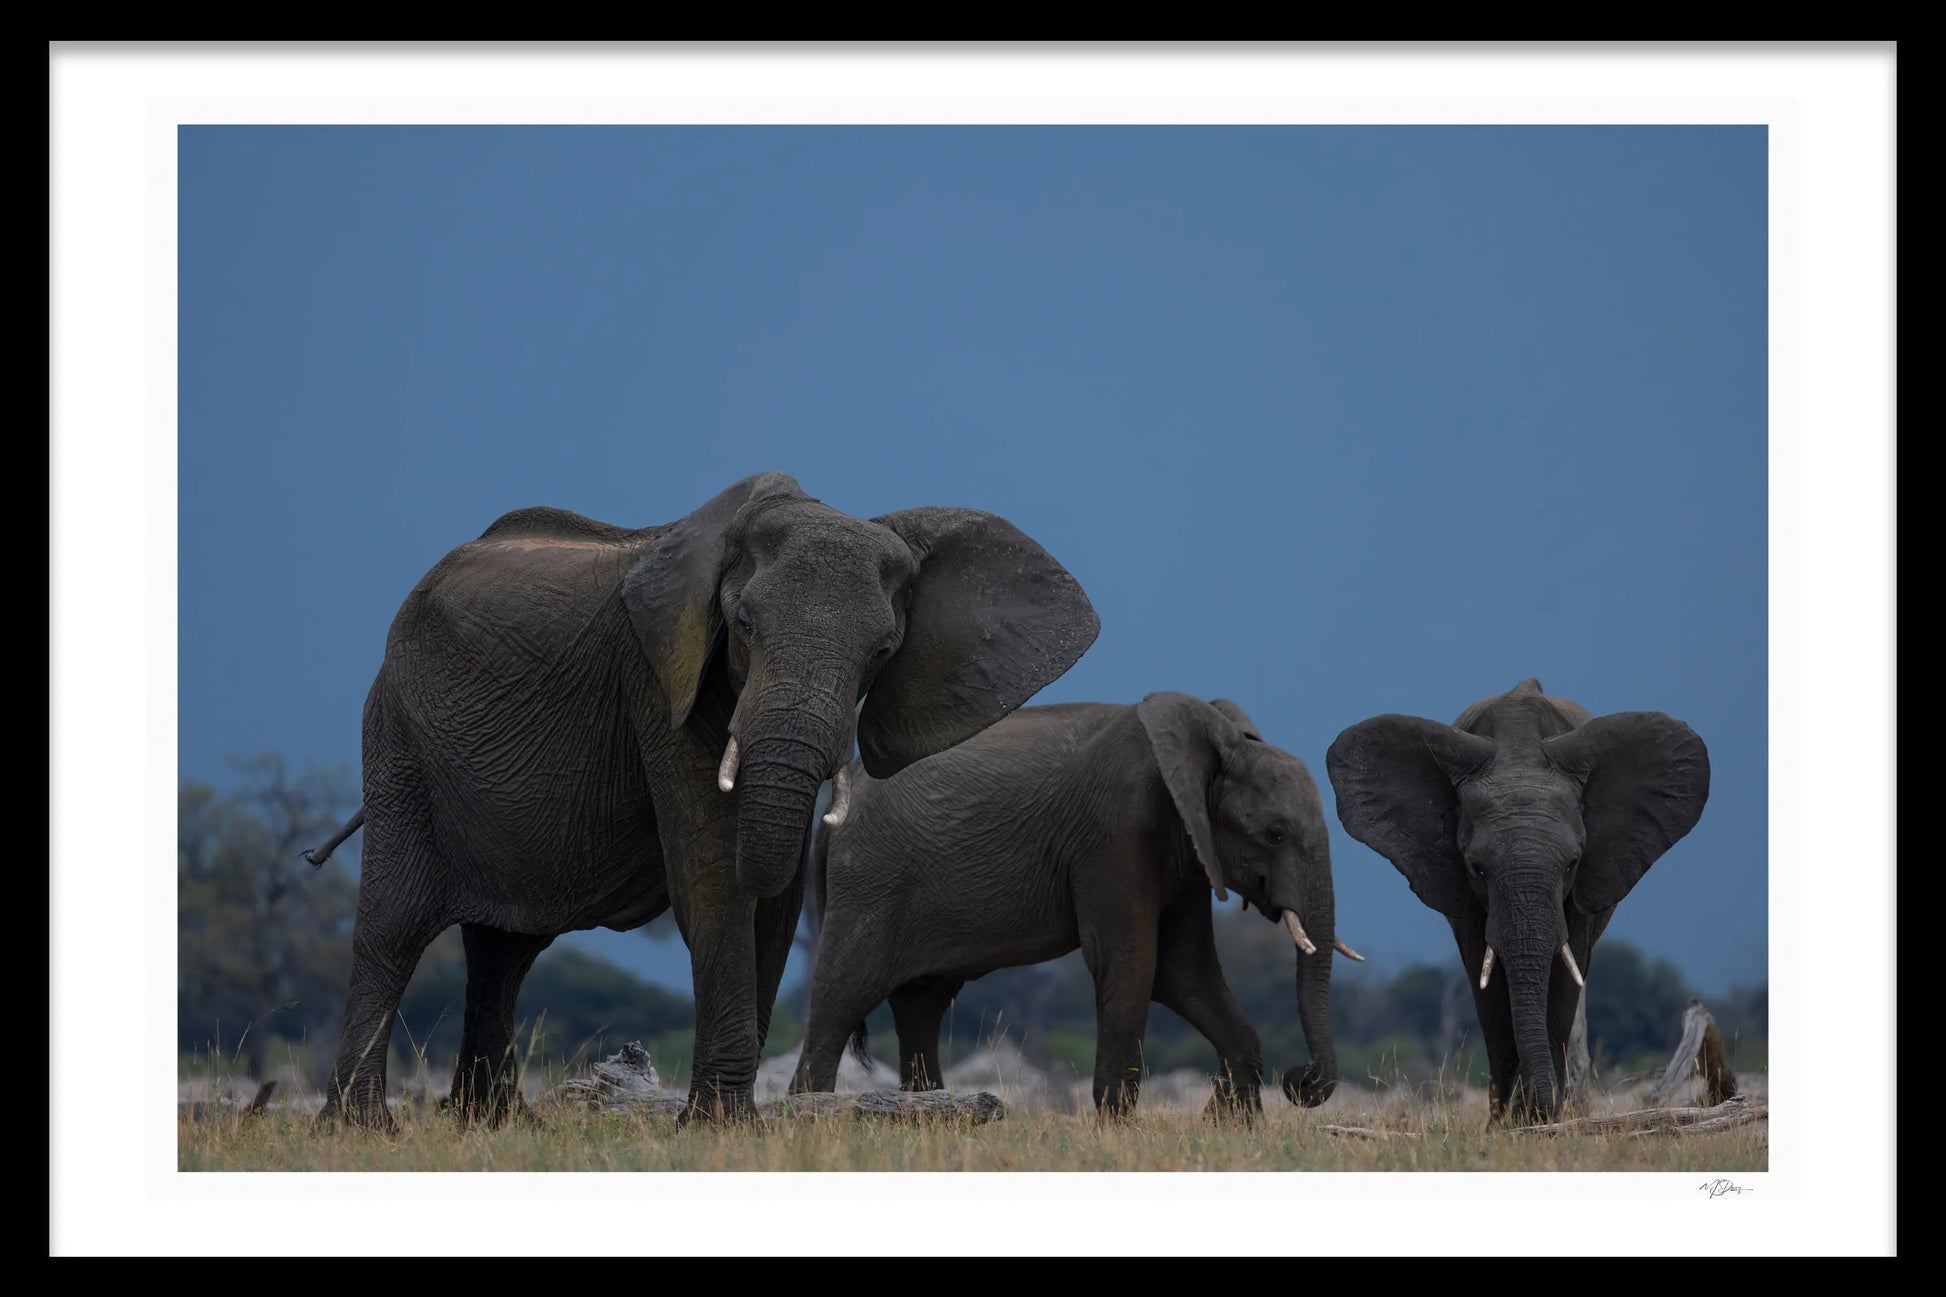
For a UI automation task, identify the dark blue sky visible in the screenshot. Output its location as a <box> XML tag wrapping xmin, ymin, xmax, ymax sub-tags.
<box><xmin>180</xmin><ymin>126</ymin><xmax>1766</xmax><ymax>993</ymax></box>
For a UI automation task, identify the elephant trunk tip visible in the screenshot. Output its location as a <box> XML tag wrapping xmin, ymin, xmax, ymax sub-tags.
<box><xmin>1282</xmin><ymin>1063</ymin><xmax>1336</xmax><ymax>1108</ymax></box>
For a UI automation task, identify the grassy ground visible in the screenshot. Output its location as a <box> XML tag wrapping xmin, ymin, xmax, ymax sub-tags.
<box><xmin>180</xmin><ymin>1090</ymin><xmax>1767</xmax><ymax>1173</ymax></box>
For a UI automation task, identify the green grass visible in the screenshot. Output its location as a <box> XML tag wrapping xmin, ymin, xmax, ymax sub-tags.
<box><xmin>180</xmin><ymin>1092</ymin><xmax>1767</xmax><ymax>1173</ymax></box>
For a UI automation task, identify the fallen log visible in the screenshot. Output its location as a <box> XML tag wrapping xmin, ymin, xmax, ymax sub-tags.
<box><xmin>1516</xmin><ymin>1095</ymin><xmax>1765</xmax><ymax>1137</ymax></box>
<box><xmin>544</xmin><ymin>1042</ymin><xmax>1006</xmax><ymax>1125</ymax></box>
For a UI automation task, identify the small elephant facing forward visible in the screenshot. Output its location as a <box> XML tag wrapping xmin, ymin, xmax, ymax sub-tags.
<box><xmin>1327</xmin><ymin>678</ymin><xmax>1710</xmax><ymax>1122</ymax></box>
<box><xmin>791</xmin><ymin>693</ymin><xmax>1361</xmax><ymax>1117</ymax></box>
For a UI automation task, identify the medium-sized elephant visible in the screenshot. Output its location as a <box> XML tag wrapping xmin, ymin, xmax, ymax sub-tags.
<box><xmin>305</xmin><ymin>472</ymin><xmax>1098</xmax><ymax>1128</ymax></box>
<box><xmin>1326</xmin><ymin>678</ymin><xmax>1710</xmax><ymax>1121</ymax></box>
<box><xmin>790</xmin><ymin>693</ymin><xmax>1362</xmax><ymax>1117</ymax></box>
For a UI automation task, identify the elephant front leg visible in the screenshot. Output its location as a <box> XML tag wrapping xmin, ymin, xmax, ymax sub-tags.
<box><xmin>678</xmin><ymin>886</ymin><xmax>763</xmax><ymax>1123</ymax></box>
<box><xmin>1083</xmin><ymin>931</ymin><xmax>1157</xmax><ymax>1119</ymax></box>
<box><xmin>1153</xmin><ymin>901</ymin><xmax>1264</xmax><ymax>1121</ymax></box>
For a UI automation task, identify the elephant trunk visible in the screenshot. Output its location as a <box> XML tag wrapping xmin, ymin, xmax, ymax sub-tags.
<box><xmin>1282</xmin><ymin>864</ymin><xmax>1339</xmax><ymax>1107</ymax></box>
<box><xmin>730</xmin><ymin>685</ymin><xmax>852</xmax><ymax>900</ymax></box>
<box><xmin>1488</xmin><ymin>868</ymin><xmax>1569</xmax><ymax>1120</ymax></box>
<box><xmin>1503</xmin><ymin>945</ymin><xmax>1559</xmax><ymax>1119</ymax></box>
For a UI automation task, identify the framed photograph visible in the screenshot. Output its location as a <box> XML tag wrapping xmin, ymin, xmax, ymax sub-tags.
<box><xmin>49</xmin><ymin>42</ymin><xmax>1895</xmax><ymax>1257</ymax></box>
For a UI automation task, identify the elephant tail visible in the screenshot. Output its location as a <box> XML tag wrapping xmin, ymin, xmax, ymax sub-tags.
<box><xmin>847</xmin><ymin>1020</ymin><xmax>876</xmax><ymax>1071</ymax></box>
<box><xmin>301</xmin><ymin>808</ymin><xmax>365</xmax><ymax>867</ymax></box>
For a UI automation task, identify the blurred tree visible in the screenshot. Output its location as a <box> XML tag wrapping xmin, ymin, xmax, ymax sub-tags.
<box><xmin>177</xmin><ymin>755</ymin><xmax>360</xmax><ymax>1080</ymax></box>
<box><xmin>1583</xmin><ymin>941</ymin><xmax>1697</xmax><ymax>1069</ymax></box>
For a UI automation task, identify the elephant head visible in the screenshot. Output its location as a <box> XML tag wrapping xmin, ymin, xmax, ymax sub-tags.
<box><xmin>1137</xmin><ymin>693</ymin><xmax>1358</xmax><ymax>1107</ymax></box>
<box><xmin>1326</xmin><ymin>679</ymin><xmax>1709</xmax><ymax>1118</ymax></box>
<box><xmin>624</xmin><ymin>472</ymin><xmax>1099</xmax><ymax>899</ymax></box>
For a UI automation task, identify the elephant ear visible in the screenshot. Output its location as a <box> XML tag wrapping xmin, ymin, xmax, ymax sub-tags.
<box><xmin>1138</xmin><ymin>692</ymin><xmax>1247</xmax><ymax>899</ymax></box>
<box><xmin>1546</xmin><ymin>712</ymin><xmax>1710</xmax><ymax>915</ymax></box>
<box><xmin>1206</xmin><ymin>699</ymin><xmax>1262</xmax><ymax>741</ymax></box>
<box><xmin>856</xmin><ymin>507</ymin><xmax>1099</xmax><ymax>778</ymax></box>
<box><xmin>620</xmin><ymin>472</ymin><xmax>804</xmax><ymax>728</ymax></box>
<box><xmin>1325</xmin><ymin>715</ymin><xmax>1494</xmax><ymax>917</ymax></box>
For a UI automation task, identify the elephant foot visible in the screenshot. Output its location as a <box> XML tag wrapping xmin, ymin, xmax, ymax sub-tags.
<box><xmin>314</xmin><ymin>1095</ymin><xmax>397</xmax><ymax>1136</ymax></box>
<box><xmin>446</xmin><ymin>1091</ymin><xmax>540</xmax><ymax>1131</ymax></box>
<box><xmin>1203</xmin><ymin>1082</ymin><xmax>1262</xmax><ymax>1125</ymax></box>
<box><xmin>678</xmin><ymin>1084</ymin><xmax>759</xmax><ymax>1127</ymax></box>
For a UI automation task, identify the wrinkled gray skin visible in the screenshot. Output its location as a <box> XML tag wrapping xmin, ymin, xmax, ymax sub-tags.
<box><xmin>311</xmin><ymin>473</ymin><xmax>1098</xmax><ymax>1128</ymax></box>
<box><xmin>791</xmin><ymin>694</ymin><xmax>1350</xmax><ymax>1118</ymax></box>
<box><xmin>1327</xmin><ymin>678</ymin><xmax>1710</xmax><ymax>1122</ymax></box>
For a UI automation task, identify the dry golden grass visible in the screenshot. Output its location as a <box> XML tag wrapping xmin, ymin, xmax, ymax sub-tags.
<box><xmin>179</xmin><ymin>1087</ymin><xmax>1767</xmax><ymax>1173</ymax></box>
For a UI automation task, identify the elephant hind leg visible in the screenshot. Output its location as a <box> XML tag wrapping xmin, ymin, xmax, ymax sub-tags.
<box><xmin>316</xmin><ymin>781</ymin><xmax>451</xmax><ymax>1133</ymax></box>
<box><xmin>450</xmin><ymin>925</ymin><xmax>554</xmax><ymax>1127</ymax></box>
<box><xmin>791</xmin><ymin>961</ymin><xmax>898</xmax><ymax>1096</ymax></box>
<box><xmin>318</xmin><ymin>901</ymin><xmax>446</xmax><ymax>1132</ymax></box>
<box><xmin>888</xmin><ymin>978</ymin><xmax>961</xmax><ymax>1091</ymax></box>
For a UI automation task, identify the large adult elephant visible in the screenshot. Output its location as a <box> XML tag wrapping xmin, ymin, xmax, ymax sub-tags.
<box><xmin>305</xmin><ymin>472</ymin><xmax>1098</xmax><ymax>1127</ymax></box>
<box><xmin>1326</xmin><ymin>678</ymin><xmax>1709</xmax><ymax>1122</ymax></box>
<box><xmin>790</xmin><ymin>693</ymin><xmax>1359</xmax><ymax>1117</ymax></box>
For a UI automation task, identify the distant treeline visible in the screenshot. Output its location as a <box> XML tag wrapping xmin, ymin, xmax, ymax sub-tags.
<box><xmin>179</xmin><ymin>757</ymin><xmax>1766</xmax><ymax>1089</ymax></box>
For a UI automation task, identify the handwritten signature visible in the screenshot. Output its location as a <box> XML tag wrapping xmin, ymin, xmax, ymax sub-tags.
<box><xmin>1697</xmin><ymin>1178</ymin><xmax>1753</xmax><ymax>1199</ymax></box>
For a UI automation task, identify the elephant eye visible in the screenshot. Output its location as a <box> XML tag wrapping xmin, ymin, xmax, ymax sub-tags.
<box><xmin>1264</xmin><ymin>825</ymin><xmax>1287</xmax><ymax>846</ymax></box>
<box><xmin>868</xmin><ymin>640</ymin><xmax>896</xmax><ymax>667</ymax></box>
<box><xmin>733</xmin><ymin>608</ymin><xmax>754</xmax><ymax>637</ymax></box>
<box><xmin>1465</xmin><ymin>854</ymin><xmax>1484</xmax><ymax>876</ymax></box>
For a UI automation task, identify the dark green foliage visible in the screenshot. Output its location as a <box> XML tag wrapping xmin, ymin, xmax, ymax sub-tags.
<box><xmin>179</xmin><ymin>757</ymin><xmax>699</xmax><ymax>1087</ymax></box>
<box><xmin>177</xmin><ymin>756</ymin><xmax>362</xmax><ymax>1080</ymax></box>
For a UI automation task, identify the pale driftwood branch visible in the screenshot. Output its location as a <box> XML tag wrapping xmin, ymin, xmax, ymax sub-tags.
<box><xmin>1658</xmin><ymin>1105</ymin><xmax>1770</xmax><ymax>1138</ymax></box>
<box><xmin>1648</xmin><ymin>999</ymin><xmax>1739</xmax><ymax>1107</ymax></box>
<box><xmin>543</xmin><ymin>1043</ymin><xmax>1005</xmax><ymax>1125</ymax></box>
<box><xmin>1603</xmin><ymin>1069</ymin><xmax>1668</xmax><ymax>1091</ymax></box>
<box><xmin>1321</xmin><ymin>1125</ymin><xmax>1420</xmax><ymax>1141</ymax></box>
<box><xmin>1516</xmin><ymin>1094</ymin><xmax>1765</xmax><ymax>1137</ymax></box>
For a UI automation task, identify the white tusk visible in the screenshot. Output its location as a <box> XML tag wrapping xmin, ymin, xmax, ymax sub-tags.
<box><xmin>822</xmin><ymin>765</ymin><xmax>852</xmax><ymax>827</ymax></box>
<box><xmin>717</xmin><ymin>736</ymin><xmax>740</xmax><ymax>793</ymax></box>
<box><xmin>1478</xmin><ymin>945</ymin><xmax>1496</xmax><ymax>990</ymax></box>
<box><xmin>1281</xmin><ymin>909</ymin><xmax>1318</xmax><ymax>956</ymax></box>
<box><xmin>1559</xmin><ymin>944</ymin><xmax>1584</xmax><ymax>988</ymax></box>
<box><xmin>1333</xmin><ymin>937</ymin><xmax>1366</xmax><ymax>963</ymax></box>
